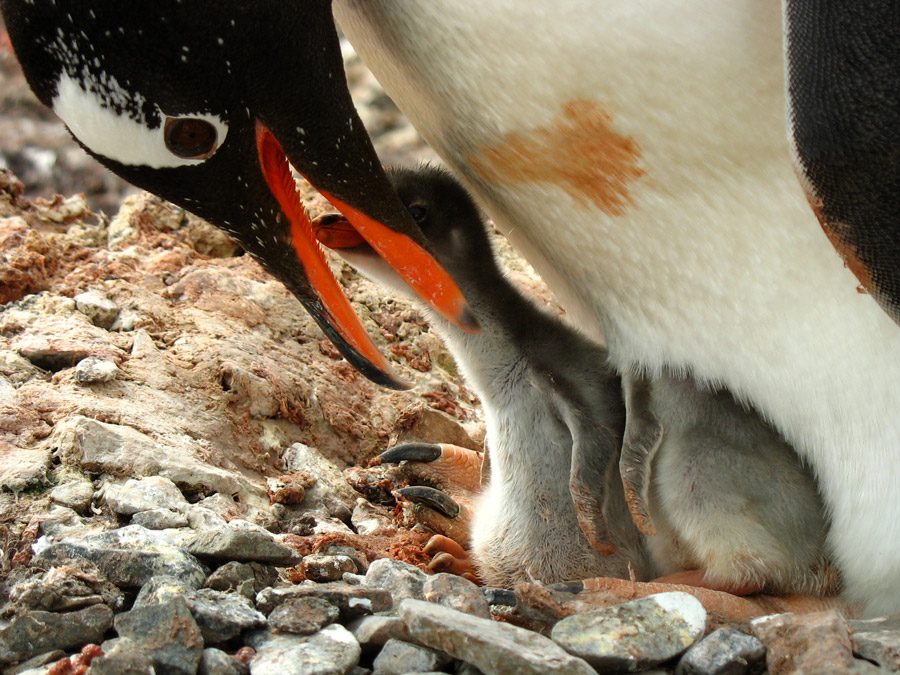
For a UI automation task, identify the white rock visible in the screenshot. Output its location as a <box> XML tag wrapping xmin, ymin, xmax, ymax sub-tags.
<box><xmin>74</xmin><ymin>357</ymin><xmax>119</xmax><ymax>383</ymax></box>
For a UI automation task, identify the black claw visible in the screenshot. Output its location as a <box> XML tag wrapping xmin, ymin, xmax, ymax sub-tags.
<box><xmin>379</xmin><ymin>442</ymin><xmax>443</xmax><ymax>464</ymax></box>
<box><xmin>395</xmin><ymin>485</ymin><xmax>460</xmax><ymax>518</ymax></box>
<box><xmin>548</xmin><ymin>580</ymin><xmax>585</xmax><ymax>594</ymax></box>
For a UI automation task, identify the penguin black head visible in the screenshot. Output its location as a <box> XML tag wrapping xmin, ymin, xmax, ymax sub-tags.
<box><xmin>0</xmin><ymin>0</ymin><xmax>479</xmax><ymax>389</ymax></box>
<box><xmin>315</xmin><ymin>165</ymin><xmax>501</xmax><ymax>299</ymax></box>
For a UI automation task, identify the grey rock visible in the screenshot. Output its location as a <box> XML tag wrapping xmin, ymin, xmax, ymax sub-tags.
<box><xmin>248</xmin><ymin>624</ymin><xmax>361</xmax><ymax>675</ymax></box>
<box><xmin>364</xmin><ymin>558</ymin><xmax>427</xmax><ymax>605</ymax></box>
<box><xmin>268</xmin><ymin>597</ymin><xmax>340</xmax><ymax>635</ymax></box>
<box><xmin>342</xmin><ymin>573</ymin><xmax>366</xmax><ymax>586</ymax></box>
<box><xmin>74</xmin><ymin>357</ymin><xmax>119</xmax><ymax>383</ymax></box>
<box><xmin>3</xmin><ymin>650</ymin><xmax>64</xmax><ymax>675</ymax></box>
<box><xmin>114</xmin><ymin>596</ymin><xmax>204</xmax><ymax>675</ymax></box>
<box><xmin>301</xmin><ymin>554</ymin><xmax>358</xmax><ymax>583</ymax></box>
<box><xmin>850</xmin><ymin>616</ymin><xmax>900</xmax><ymax>671</ymax></box>
<box><xmin>0</xmin><ymin>604</ymin><xmax>114</xmax><ymax>665</ymax></box>
<box><xmin>86</xmin><ymin>637</ymin><xmax>155</xmax><ymax>674</ymax></box>
<box><xmin>50</xmin><ymin>480</ymin><xmax>95</xmax><ymax>513</ymax></box>
<box><xmin>199</xmin><ymin>648</ymin><xmax>250</xmax><ymax>675</ymax></box>
<box><xmin>399</xmin><ymin>599</ymin><xmax>594</xmax><ymax>675</ymax></box>
<box><xmin>102</xmin><ymin>476</ymin><xmax>188</xmax><ymax>516</ymax></box>
<box><xmin>53</xmin><ymin>416</ymin><xmax>247</xmax><ymax>497</ymax></box>
<box><xmin>676</xmin><ymin>628</ymin><xmax>765</xmax><ymax>675</ymax></box>
<box><xmin>316</xmin><ymin>543</ymin><xmax>368</xmax><ymax>573</ymax></box>
<box><xmin>135</xmin><ymin>576</ymin><xmax>266</xmax><ymax>644</ymax></box>
<box><xmin>371</xmin><ymin>638</ymin><xmax>451</xmax><ymax>674</ymax></box>
<box><xmin>195</xmin><ymin>493</ymin><xmax>245</xmax><ymax>519</ymax></box>
<box><xmin>9</xmin><ymin>563</ymin><xmax>124</xmax><ymax>612</ymax></box>
<box><xmin>281</xmin><ymin>443</ymin><xmax>359</xmax><ymax>510</ymax></box>
<box><xmin>423</xmin><ymin>573</ymin><xmax>490</xmax><ymax>619</ymax></box>
<box><xmin>188</xmin><ymin>528</ymin><xmax>300</xmax><ymax>566</ymax></box>
<box><xmin>351</xmin><ymin>498</ymin><xmax>393</xmax><ymax>536</ymax></box>
<box><xmin>0</xmin><ymin>445</ymin><xmax>51</xmax><ymax>493</ymax></box>
<box><xmin>551</xmin><ymin>592</ymin><xmax>707</xmax><ymax>672</ymax></box>
<box><xmin>33</xmin><ymin>525</ymin><xmax>207</xmax><ymax>589</ymax></box>
<box><xmin>256</xmin><ymin>583</ymin><xmax>392</xmax><ymax>620</ymax></box>
<box><xmin>74</xmin><ymin>290</ymin><xmax>119</xmax><ymax>329</ymax></box>
<box><xmin>204</xmin><ymin>561</ymin><xmax>278</xmax><ymax>600</ymax></box>
<box><xmin>751</xmin><ymin>609</ymin><xmax>882</xmax><ymax>674</ymax></box>
<box><xmin>186</xmin><ymin>506</ymin><xmax>229</xmax><ymax>531</ymax></box>
<box><xmin>347</xmin><ymin>615</ymin><xmax>410</xmax><ymax>650</ymax></box>
<box><xmin>132</xmin><ymin>507</ymin><xmax>190</xmax><ymax>530</ymax></box>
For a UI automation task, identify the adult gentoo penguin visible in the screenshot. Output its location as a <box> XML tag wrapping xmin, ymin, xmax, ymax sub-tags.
<box><xmin>2</xmin><ymin>1</ymin><xmax>899</xmax><ymax>616</ymax></box>
<box><xmin>0</xmin><ymin>0</ymin><xmax>480</xmax><ymax>390</ymax></box>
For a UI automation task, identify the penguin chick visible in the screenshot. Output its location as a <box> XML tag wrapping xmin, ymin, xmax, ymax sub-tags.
<box><xmin>323</xmin><ymin>165</ymin><xmax>837</xmax><ymax>597</ymax></box>
<box><xmin>325</xmin><ymin>164</ymin><xmax>636</xmax><ymax>586</ymax></box>
<box><xmin>620</xmin><ymin>371</ymin><xmax>840</xmax><ymax>596</ymax></box>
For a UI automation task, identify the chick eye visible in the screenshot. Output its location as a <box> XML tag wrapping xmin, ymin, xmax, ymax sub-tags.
<box><xmin>408</xmin><ymin>203</ymin><xmax>428</xmax><ymax>223</ymax></box>
<box><xmin>164</xmin><ymin>117</ymin><xmax>218</xmax><ymax>158</ymax></box>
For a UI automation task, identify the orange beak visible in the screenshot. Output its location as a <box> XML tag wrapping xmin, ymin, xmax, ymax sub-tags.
<box><xmin>255</xmin><ymin>123</ymin><xmax>478</xmax><ymax>389</ymax></box>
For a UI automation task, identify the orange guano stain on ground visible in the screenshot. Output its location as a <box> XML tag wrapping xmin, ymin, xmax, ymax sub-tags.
<box><xmin>467</xmin><ymin>99</ymin><xmax>645</xmax><ymax>215</ymax></box>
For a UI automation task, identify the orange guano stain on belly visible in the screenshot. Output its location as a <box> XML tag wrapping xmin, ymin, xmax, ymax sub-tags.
<box><xmin>467</xmin><ymin>99</ymin><xmax>645</xmax><ymax>215</ymax></box>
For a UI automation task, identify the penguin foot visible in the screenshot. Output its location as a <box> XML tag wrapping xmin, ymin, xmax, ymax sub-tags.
<box><xmin>424</xmin><ymin>534</ymin><xmax>480</xmax><ymax>582</ymax></box>
<box><xmin>378</xmin><ymin>442</ymin><xmax>483</xmax><ymax>492</ymax></box>
<box><xmin>379</xmin><ymin>442</ymin><xmax>482</xmax><ymax>568</ymax></box>
<box><xmin>651</xmin><ymin>569</ymin><xmax>761</xmax><ymax>596</ymax></box>
<box><xmin>560</xmin><ymin>576</ymin><xmax>847</xmax><ymax>627</ymax></box>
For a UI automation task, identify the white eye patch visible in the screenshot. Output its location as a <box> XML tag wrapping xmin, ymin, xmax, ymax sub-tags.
<box><xmin>52</xmin><ymin>73</ymin><xmax>228</xmax><ymax>169</ymax></box>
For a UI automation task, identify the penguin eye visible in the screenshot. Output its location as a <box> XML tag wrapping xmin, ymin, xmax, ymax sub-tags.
<box><xmin>164</xmin><ymin>117</ymin><xmax>218</xmax><ymax>159</ymax></box>
<box><xmin>407</xmin><ymin>203</ymin><xmax>428</xmax><ymax>224</ymax></box>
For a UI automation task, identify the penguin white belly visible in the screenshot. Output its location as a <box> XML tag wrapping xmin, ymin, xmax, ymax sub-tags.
<box><xmin>336</xmin><ymin>0</ymin><xmax>900</xmax><ymax>615</ymax></box>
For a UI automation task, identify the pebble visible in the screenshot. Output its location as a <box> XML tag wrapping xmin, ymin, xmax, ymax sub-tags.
<box><xmin>103</xmin><ymin>476</ymin><xmax>188</xmax><ymax>515</ymax></box>
<box><xmin>399</xmin><ymin>598</ymin><xmax>595</xmax><ymax>675</ymax></box>
<box><xmin>316</xmin><ymin>542</ymin><xmax>368</xmax><ymax>574</ymax></box>
<box><xmin>676</xmin><ymin>628</ymin><xmax>765</xmax><ymax>675</ymax></box>
<box><xmin>423</xmin><ymin>573</ymin><xmax>491</xmax><ymax>619</ymax></box>
<box><xmin>49</xmin><ymin>479</ymin><xmax>95</xmax><ymax>513</ymax></box>
<box><xmin>364</xmin><ymin>558</ymin><xmax>427</xmax><ymax>605</ymax></box>
<box><xmin>256</xmin><ymin>583</ymin><xmax>392</xmax><ymax>619</ymax></box>
<box><xmin>281</xmin><ymin>443</ymin><xmax>360</xmax><ymax>509</ymax></box>
<box><xmin>204</xmin><ymin>561</ymin><xmax>278</xmax><ymax>600</ymax></box>
<box><xmin>74</xmin><ymin>290</ymin><xmax>119</xmax><ymax>329</ymax></box>
<box><xmin>347</xmin><ymin>615</ymin><xmax>410</xmax><ymax>650</ymax></box>
<box><xmin>199</xmin><ymin>647</ymin><xmax>250</xmax><ymax>675</ymax></box>
<box><xmin>247</xmin><ymin>624</ymin><xmax>361</xmax><ymax>675</ymax></box>
<box><xmin>850</xmin><ymin>616</ymin><xmax>900</xmax><ymax>671</ymax></box>
<box><xmin>8</xmin><ymin>563</ymin><xmax>124</xmax><ymax>613</ymax></box>
<box><xmin>188</xmin><ymin>528</ymin><xmax>300</xmax><ymax>566</ymax></box>
<box><xmin>33</xmin><ymin>525</ymin><xmax>207</xmax><ymax>589</ymax></box>
<box><xmin>351</xmin><ymin>498</ymin><xmax>394</xmax><ymax>535</ymax></box>
<box><xmin>134</xmin><ymin>575</ymin><xmax>266</xmax><ymax>643</ymax></box>
<box><xmin>0</xmin><ymin>604</ymin><xmax>113</xmax><ymax>665</ymax></box>
<box><xmin>550</xmin><ymin>592</ymin><xmax>707</xmax><ymax>672</ymax></box>
<box><xmin>267</xmin><ymin>597</ymin><xmax>340</xmax><ymax>635</ymax></box>
<box><xmin>132</xmin><ymin>507</ymin><xmax>190</xmax><ymax>529</ymax></box>
<box><xmin>186</xmin><ymin>505</ymin><xmax>230</xmax><ymax>531</ymax></box>
<box><xmin>114</xmin><ymin>596</ymin><xmax>204</xmax><ymax>675</ymax></box>
<box><xmin>752</xmin><ymin>610</ymin><xmax>885</xmax><ymax>674</ymax></box>
<box><xmin>74</xmin><ymin>356</ymin><xmax>119</xmax><ymax>383</ymax></box>
<box><xmin>87</xmin><ymin>637</ymin><xmax>156</xmax><ymax>674</ymax></box>
<box><xmin>300</xmin><ymin>553</ymin><xmax>358</xmax><ymax>582</ymax></box>
<box><xmin>371</xmin><ymin>638</ymin><xmax>452</xmax><ymax>674</ymax></box>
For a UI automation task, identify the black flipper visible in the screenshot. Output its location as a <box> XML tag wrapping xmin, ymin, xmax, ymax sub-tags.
<box><xmin>785</xmin><ymin>0</ymin><xmax>900</xmax><ymax>323</ymax></box>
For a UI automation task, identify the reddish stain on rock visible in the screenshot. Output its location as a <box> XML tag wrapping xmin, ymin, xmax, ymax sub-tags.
<box><xmin>468</xmin><ymin>99</ymin><xmax>645</xmax><ymax>215</ymax></box>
